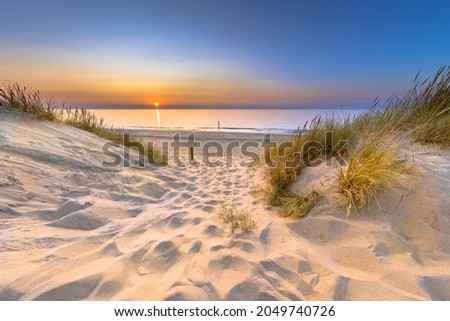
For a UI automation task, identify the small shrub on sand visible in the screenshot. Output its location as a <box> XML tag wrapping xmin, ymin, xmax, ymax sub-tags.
<box><xmin>217</xmin><ymin>204</ymin><xmax>256</xmax><ymax>234</ymax></box>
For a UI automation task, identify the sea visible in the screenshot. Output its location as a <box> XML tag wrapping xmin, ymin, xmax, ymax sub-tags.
<box><xmin>87</xmin><ymin>107</ymin><xmax>367</xmax><ymax>134</ymax></box>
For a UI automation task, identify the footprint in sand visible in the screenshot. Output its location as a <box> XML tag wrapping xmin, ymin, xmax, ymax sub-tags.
<box><xmin>129</xmin><ymin>248</ymin><xmax>150</xmax><ymax>266</ymax></box>
<box><xmin>159</xmin><ymin>211</ymin><xmax>189</xmax><ymax>229</ymax></box>
<box><xmin>137</xmin><ymin>182</ymin><xmax>169</xmax><ymax>199</ymax></box>
<box><xmin>137</xmin><ymin>241</ymin><xmax>181</xmax><ymax>275</ymax></box>
<box><xmin>164</xmin><ymin>181</ymin><xmax>187</xmax><ymax>189</ymax></box>
<box><xmin>194</xmin><ymin>204</ymin><xmax>214</xmax><ymax>213</ymax></box>
<box><xmin>185</xmin><ymin>184</ymin><xmax>197</xmax><ymax>192</ymax></box>
<box><xmin>186</xmin><ymin>240</ymin><xmax>201</xmax><ymax>254</ymax></box>
<box><xmin>259</xmin><ymin>224</ymin><xmax>271</xmax><ymax>245</ymax></box>
<box><xmin>49</xmin><ymin>201</ymin><xmax>131</xmax><ymax>231</ymax></box>
<box><xmin>187</xmin><ymin>254</ymin><xmax>209</xmax><ymax>285</ymax></box>
<box><xmin>226</xmin><ymin>281</ymin><xmax>279</xmax><ymax>300</ymax></box>
<box><xmin>172</xmin><ymin>193</ymin><xmax>193</xmax><ymax>205</ymax></box>
<box><xmin>222</xmin><ymin>180</ymin><xmax>233</xmax><ymax>187</ymax></box>
<box><xmin>101</xmin><ymin>242</ymin><xmax>122</xmax><ymax>257</ymax></box>
<box><xmin>190</xmin><ymin>217</ymin><xmax>203</xmax><ymax>225</ymax></box>
<box><xmin>63</xmin><ymin>190</ymin><xmax>91</xmax><ymax>198</ymax></box>
<box><xmin>208</xmin><ymin>255</ymin><xmax>243</xmax><ymax>270</ymax></box>
<box><xmin>259</xmin><ymin>259</ymin><xmax>314</xmax><ymax>296</ymax></box>
<box><xmin>163</xmin><ymin>284</ymin><xmax>218</xmax><ymax>300</ymax></box>
<box><xmin>333</xmin><ymin>277</ymin><xmax>350</xmax><ymax>300</ymax></box>
<box><xmin>38</xmin><ymin>199</ymin><xmax>92</xmax><ymax>221</ymax></box>
<box><xmin>231</xmin><ymin>240</ymin><xmax>255</xmax><ymax>253</ymax></box>
<box><xmin>421</xmin><ymin>276</ymin><xmax>450</xmax><ymax>300</ymax></box>
<box><xmin>95</xmin><ymin>280</ymin><xmax>123</xmax><ymax>299</ymax></box>
<box><xmin>33</xmin><ymin>275</ymin><xmax>102</xmax><ymax>301</ymax></box>
<box><xmin>0</xmin><ymin>287</ymin><xmax>25</xmax><ymax>301</ymax></box>
<box><xmin>204</xmin><ymin>225</ymin><xmax>219</xmax><ymax>236</ymax></box>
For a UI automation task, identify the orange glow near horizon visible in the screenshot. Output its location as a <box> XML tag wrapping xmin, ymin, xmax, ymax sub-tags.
<box><xmin>0</xmin><ymin>48</ymin><xmax>325</xmax><ymax>106</ymax></box>
<box><xmin>0</xmin><ymin>47</ymin><xmax>369</xmax><ymax>107</ymax></box>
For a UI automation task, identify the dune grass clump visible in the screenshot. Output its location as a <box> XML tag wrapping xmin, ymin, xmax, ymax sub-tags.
<box><xmin>302</xmin><ymin>114</ymin><xmax>356</xmax><ymax>156</ymax></box>
<box><xmin>406</xmin><ymin>67</ymin><xmax>450</xmax><ymax>145</ymax></box>
<box><xmin>267</xmin><ymin>114</ymin><xmax>355</xmax><ymax>165</ymax></box>
<box><xmin>262</xmin><ymin>66</ymin><xmax>448</xmax><ymax>218</ymax></box>
<box><xmin>0</xmin><ymin>83</ymin><xmax>167</xmax><ymax>165</ymax></box>
<box><xmin>263</xmin><ymin>114</ymin><xmax>354</xmax><ymax>215</ymax></box>
<box><xmin>336</xmin><ymin>135</ymin><xmax>411</xmax><ymax>214</ymax></box>
<box><xmin>357</xmin><ymin>66</ymin><xmax>450</xmax><ymax>145</ymax></box>
<box><xmin>64</xmin><ymin>107</ymin><xmax>107</xmax><ymax>132</ymax></box>
<box><xmin>263</xmin><ymin>157</ymin><xmax>299</xmax><ymax>206</ymax></box>
<box><xmin>0</xmin><ymin>83</ymin><xmax>63</xmax><ymax>122</ymax></box>
<box><xmin>279</xmin><ymin>190</ymin><xmax>320</xmax><ymax>218</ymax></box>
<box><xmin>217</xmin><ymin>204</ymin><xmax>256</xmax><ymax>234</ymax></box>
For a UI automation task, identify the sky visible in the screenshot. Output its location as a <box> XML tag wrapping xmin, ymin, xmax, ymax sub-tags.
<box><xmin>0</xmin><ymin>0</ymin><xmax>449</xmax><ymax>108</ymax></box>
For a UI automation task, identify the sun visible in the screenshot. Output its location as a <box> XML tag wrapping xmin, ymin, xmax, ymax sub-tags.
<box><xmin>154</xmin><ymin>102</ymin><xmax>159</xmax><ymax>107</ymax></box>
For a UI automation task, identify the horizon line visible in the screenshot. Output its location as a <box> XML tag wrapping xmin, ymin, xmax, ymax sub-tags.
<box><xmin>78</xmin><ymin>102</ymin><xmax>372</xmax><ymax>110</ymax></box>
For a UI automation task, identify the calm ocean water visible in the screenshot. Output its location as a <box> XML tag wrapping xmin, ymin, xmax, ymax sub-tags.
<box><xmin>88</xmin><ymin>109</ymin><xmax>366</xmax><ymax>133</ymax></box>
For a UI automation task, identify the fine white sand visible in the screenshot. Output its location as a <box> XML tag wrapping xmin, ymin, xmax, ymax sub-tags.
<box><xmin>1</xmin><ymin>107</ymin><xmax>450</xmax><ymax>300</ymax></box>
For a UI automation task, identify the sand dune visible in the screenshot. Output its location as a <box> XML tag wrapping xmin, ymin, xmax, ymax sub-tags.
<box><xmin>1</xmin><ymin>108</ymin><xmax>450</xmax><ymax>300</ymax></box>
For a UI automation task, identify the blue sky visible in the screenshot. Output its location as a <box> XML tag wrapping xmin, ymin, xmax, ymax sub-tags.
<box><xmin>0</xmin><ymin>0</ymin><xmax>449</xmax><ymax>107</ymax></box>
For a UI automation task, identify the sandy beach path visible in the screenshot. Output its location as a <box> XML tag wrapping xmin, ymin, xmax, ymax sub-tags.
<box><xmin>1</xmin><ymin>108</ymin><xmax>450</xmax><ymax>300</ymax></box>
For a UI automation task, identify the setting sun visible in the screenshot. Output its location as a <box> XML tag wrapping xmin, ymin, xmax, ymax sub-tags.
<box><xmin>154</xmin><ymin>102</ymin><xmax>159</xmax><ymax>107</ymax></box>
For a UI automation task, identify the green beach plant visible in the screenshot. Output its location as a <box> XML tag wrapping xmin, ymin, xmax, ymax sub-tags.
<box><xmin>217</xmin><ymin>203</ymin><xmax>257</xmax><ymax>234</ymax></box>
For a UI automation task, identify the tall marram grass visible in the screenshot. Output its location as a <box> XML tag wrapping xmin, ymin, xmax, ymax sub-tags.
<box><xmin>0</xmin><ymin>83</ymin><xmax>63</xmax><ymax>121</ymax></box>
<box><xmin>405</xmin><ymin>66</ymin><xmax>450</xmax><ymax>145</ymax></box>
<box><xmin>0</xmin><ymin>83</ymin><xmax>166</xmax><ymax>165</ymax></box>
<box><xmin>264</xmin><ymin>66</ymin><xmax>449</xmax><ymax>218</ymax></box>
<box><xmin>336</xmin><ymin>135</ymin><xmax>411</xmax><ymax>215</ymax></box>
<box><xmin>357</xmin><ymin>66</ymin><xmax>450</xmax><ymax>144</ymax></box>
<box><xmin>263</xmin><ymin>113</ymin><xmax>355</xmax><ymax>208</ymax></box>
<box><xmin>263</xmin><ymin>158</ymin><xmax>298</xmax><ymax>206</ymax></box>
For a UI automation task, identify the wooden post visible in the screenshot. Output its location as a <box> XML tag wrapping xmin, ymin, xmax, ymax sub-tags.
<box><xmin>218</xmin><ymin>121</ymin><xmax>220</xmax><ymax>131</ymax></box>
<box><xmin>189</xmin><ymin>147</ymin><xmax>194</xmax><ymax>161</ymax></box>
